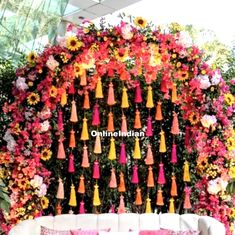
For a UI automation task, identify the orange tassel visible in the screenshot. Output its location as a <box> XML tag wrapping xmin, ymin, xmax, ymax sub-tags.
<box><xmin>70</xmin><ymin>100</ymin><xmax>78</xmax><ymax>122</ymax></box>
<box><xmin>172</xmin><ymin>83</ymin><xmax>177</xmax><ymax>103</ymax></box>
<box><xmin>69</xmin><ymin>130</ymin><xmax>76</xmax><ymax>148</ymax></box>
<box><xmin>80</xmin><ymin>117</ymin><xmax>89</xmax><ymax>140</ymax></box>
<box><xmin>145</xmin><ymin>144</ymin><xmax>154</xmax><ymax>165</ymax></box>
<box><xmin>183</xmin><ymin>161</ymin><xmax>191</xmax><ymax>182</ymax></box>
<box><xmin>60</xmin><ymin>89</ymin><xmax>67</xmax><ymax>107</ymax></box>
<box><xmin>94</xmin><ymin>134</ymin><xmax>102</xmax><ymax>154</ymax></box>
<box><xmin>80</xmin><ymin>70</ymin><xmax>87</xmax><ymax>86</ymax></box>
<box><xmin>83</xmin><ymin>90</ymin><xmax>90</xmax><ymax>109</ymax></box>
<box><xmin>155</xmin><ymin>102</ymin><xmax>163</xmax><ymax>121</ymax></box>
<box><xmin>134</xmin><ymin>109</ymin><xmax>142</xmax><ymax>129</ymax></box>
<box><xmin>78</xmin><ymin>175</ymin><xmax>85</xmax><ymax>194</ymax></box>
<box><xmin>156</xmin><ymin>188</ymin><xmax>164</xmax><ymax>206</ymax></box>
<box><xmin>171</xmin><ymin>112</ymin><xmax>180</xmax><ymax>135</ymax></box>
<box><xmin>169</xmin><ymin>198</ymin><xmax>175</xmax><ymax>213</ymax></box>
<box><xmin>107</xmin><ymin>112</ymin><xmax>115</xmax><ymax>132</ymax></box>
<box><xmin>135</xmin><ymin>187</ymin><xmax>142</xmax><ymax>205</ymax></box>
<box><xmin>171</xmin><ymin>175</ymin><xmax>178</xmax><ymax>197</ymax></box>
<box><xmin>81</xmin><ymin>145</ymin><xmax>89</xmax><ymax>168</ymax></box>
<box><xmin>118</xmin><ymin>172</ymin><xmax>126</xmax><ymax>192</ymax></box>
<box><xmin>147</xmin><ymin>166</ymin><xmax>154</xmax><ymax>187</ymax></box>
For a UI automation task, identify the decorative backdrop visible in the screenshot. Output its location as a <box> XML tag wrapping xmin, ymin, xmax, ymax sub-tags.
<box><xmin>1</xmin><ymin>17</ymin><xmax>235</xmax><ymax>234</ymax></box>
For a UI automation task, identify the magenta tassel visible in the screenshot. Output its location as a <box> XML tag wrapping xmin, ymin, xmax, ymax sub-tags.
<box><xmin>92</xmin><ymin>104</ymin><xmax>100</xmax><ymax>126</ymax></box>
<box><xmin>57</xmin><ymin>110</ymin><xmax>64</xmax><ymax>132</ymax></box>
<box><xmin>146</xmin><ymin>116</ymin><xmax>153</xmax><ymax>137</ymax></box>
<box><xmin>93</xmin><ymin>160</ymin><xmax>100</xmax><ymax>179</ymax></box>
<box><xmin>79</xmin><ymin>201</ymin><xmax>85</xmax><ymax>214</ymax></box>
<box><xmin>109</xmin><ymin>204</ymin><xmax>115</xmax><ymax>213</ymax></box>
<box><xmin>135</xmin><ymin>82</ymin><xmax>143</xmax><ymax>103</ymax></box>
<box><xmin>157</xmin><ymin>163</ymin><xmax>166</xmax><ymax>185</ymax></box>
<box><xmin>68</xmin><ymin>82</ymin><xmax>75</xmax><ymax>94</ymax></box>
<box><xmin>185</xmin><ymin>126</ymin><xmax>190</xmax><ymax>146</ymax></box>
<box><xmin>68</xmin><ymin>153</ymin><xmax>75</xmax><ymax>173</ymax></box>
<box><xmin>131</xmin><ymin>164</ymin><xmax>139</xmax><ymax>184</ymax></box>
<box><xmin>160</xmin><ymin>79</ymin><xmax>167</xmax><ymax>93</ymax></box>
<box><xmin>171</xmin><ymin>144</ymin><xmax>177</xmax><ymax>164</ymax></box>
<box><xmin>119</xmin><ymin>142</ymin><xmax>127</xmax><ymax>165</ymax></box>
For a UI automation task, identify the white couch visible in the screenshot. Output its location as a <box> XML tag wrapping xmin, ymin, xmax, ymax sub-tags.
<box><xmin>8</xmin><ymin>213</ymin><xmax>226</xmax><ymax>235</ymax></box>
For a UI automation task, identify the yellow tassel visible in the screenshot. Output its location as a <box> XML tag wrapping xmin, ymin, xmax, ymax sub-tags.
<box><xmin>93</xmin><ymin>184</ymin><xmax>101</xmax><ymax>206</ymax></box>
<box><xmin>60</xmin><ymin>90</ymin><xmax>67</xmax><ymax>107</ymax></box>
<box><xmin>133</xmin><ymin>137</ymin><xmax>141</xmax><ymax>159</ymax></box>
<box><xmin>108</xmin><ymin>137</ymin><xmax>116</xmax><ymax>160</ymax></box>
<box><xmin>169</xmin><ymin>198</ymin><xmax>175</xmax><ymax>213</ymax></box>
<box><xmin>159</xmin><ymin>130</ymin><xmax>166</xmax><ymax>153</ymax></box>
<box><xmin>121</xmin><ymin>87</ymin><xmax>129</xmax><ymax>108</ymax></box>
<box><xmin>145</xmin><ymin>197</ymin><xmax>152</xmax><ymax>213</ymax></box>
<box><xmin>70</xmin><ymin>100</ymin><xmax>78</xmax><ymax>122</ymax></box>
<box><xmin>172</xmin><ymin>83</ymin><xmax>177</xmax><ymax>103</ymax></box>
<box><xmin>80</xmin><ymin>117</ymin><xmax>89</xmax><ymax>140</ymax></box>
<box><xmin>94</xmin><ymin>134</ymin><xmax>102</xmax><ymax>154</ymax></box>
<box><xmin>146</xmin><ymin>85</ymin><xmax>154</xmax><ymax>108</ymax></box>
<box><xmin>95</xmin><ymin>77</ymin><xmax>103</xmax><ymax>98</ymax></box>
<box><xmin>183</xmin><ymin>161</ymin><xmax>191</xmax><ymax>182</ymax></box>
<box><xmin>69</xmin><ymin>184</ymin><xmax>77</xmax><ymax>207</ymax></box>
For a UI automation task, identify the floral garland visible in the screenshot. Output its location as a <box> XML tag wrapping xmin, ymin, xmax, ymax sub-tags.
<box><xmin>1</xmin><ymin>16</ymin><xmax>235</xmax><ymax>234</ymax></box>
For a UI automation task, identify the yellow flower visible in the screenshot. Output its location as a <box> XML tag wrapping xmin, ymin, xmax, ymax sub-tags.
<box><xmin>60</xmin><ymin>52</ymin><xmax>69</xmax><ymax>63</ymax></box>
<box><xmin>169</xmin><ymin>22</ymin><xmax>184</xmax><ymax>32</ymax></box>
<box><xmin>188</xmin><ymin>112</ymin><xmax>200</xmax><ymax>125</ymax></box>
<box><xmin>229</xmin><ymin>166</ymin><xmax>235</xmax><ymax>178</ymax></box>
<box><xmin>227</xmin><ymin>137</ymin><xmax>235</xmax><ymax>151</ymax></box>
<box><xmin>178</xmin><ymin>70</ymin><xmax>189</xmax><ymax>81</ymax></box>
<box><xmin>27</xmin><ymin>92</ymin><xmax>40</xmax><ymax>105</ymax></box>
<box><xmin>66</xmin><ymin>36</ymin><xmax>83</xmax><ymax>51</ymax></box>
<box><xmin>114</xmin><ymin>48</ymin><xmax>129</xmax><ymax>62</ymax></box>
<box><xmin>134</xmin><ymin>17</ymin><xmax>147</xmax><ymax>28</ymax></box>
<box><xmin>74</xmin><ymin>62</ymin><xmax>85</xmax><ymax>77</ymax></box>
<box><xmin>41</xmin><ymin>196</ymin><xmax>49</xmax><ymax>209</ymax></box>
<box><xmin>49</xmin><ymin>86</ymin><xmax>57</xmax><ymax>98</ymax></box>
<box><xmin>224</xmin><ymin>93</ymin><xmax>235</xmax><ymax>106</ymax></box>
<box><xmin>15</xmin><ymin>207</ymin><xmax>26</xmax><ymax>216</ymax></box>
<box><xmin>27</xmin><ymin>51</ymin><xmax>37</xmax><ymax>63</ymax></box>
<box><xmin>18</xmin><ymin>179</ymin><xmax>29</xmax><ymax>190</ymax></box>
<box><xmin>196</xmin><ymin>158</ymin><xmax>208</xmax><ymax>175</ymax></box>
<box><xmin>41</xmin><ymin>149</ymin><xmax>52</xmax><ymax>161</ymax></box>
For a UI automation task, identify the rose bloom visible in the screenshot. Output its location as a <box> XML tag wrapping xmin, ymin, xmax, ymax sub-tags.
<box><xmin>201</xmin><ymin>114</ymin><xmax>217</xmax><ymax>128</ymax></box>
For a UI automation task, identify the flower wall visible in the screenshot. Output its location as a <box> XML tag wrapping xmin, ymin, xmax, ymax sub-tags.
<box><xmin>1</xmin><ymin>17</ymin><xmax>235</xmax><ymax>234</ymax></box>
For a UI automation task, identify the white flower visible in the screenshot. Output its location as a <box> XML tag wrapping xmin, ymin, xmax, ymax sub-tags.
<box><xmin>46</xmin><ymin>55</ymin><xmax>59</xmax><ymax>71</ymax></box>
<box><xmin>198</xmin><ymin>75</ymin><xmax>211</xmax><ymax>89</ymax></box>
<box><xmin>15</xmin><ymin>77</ymin><xmax>28</xmax><ymax>91</ymax></box>
<box><xmin>178</xmin><ymin>31</ymin><xmax>193</xmax><ymax>48</ymax></box>
<box><xmin>211</xmin><ymin>71</ymin><xmax>221</xmax><ymax>85</ymax></box>
<box><xmin>207</xmin><ymin>177</ymin><xmax>228</xmax><ymax>195</ymax></box>
<box><xmin>35</xmin><ymin>183</ymin><xmax>47</xmax><ymax>197</ymax></box>
<box><xmin>201</xmin><ymin>114</ymin><xmax>217</xmax><ymax>128</ymax></box>
<box><xmin>30</xmin><ymin>175</ymin><xmax>43</xmax><ymax>188</ymax></box>
<box><xmin>121</xmin><ymin>24</ymin><xmax>133</xmax><ymax>40</ymax></box>
<box><xmin>3</xmin><ymin>130</ymin><xmax>16</xmax><ymax>152</ymax></box>
<box><xmin>40</xmin><ymin>120</ymin><xmax>50</xmax><ymax>132</ymax></box>
<box><xmin>38</xmin><ymin>107</ymin><xmax>51</xmax><ymax>120</ymax></box>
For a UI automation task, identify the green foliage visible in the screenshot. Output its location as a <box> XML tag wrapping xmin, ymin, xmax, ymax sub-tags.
<box><xmin>0</xmin><ymin>179</ymin><xmax>10</xmax><ymax>213</ymax></box>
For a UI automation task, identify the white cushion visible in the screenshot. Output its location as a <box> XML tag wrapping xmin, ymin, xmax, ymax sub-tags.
<box><xmin>139</xmin><ymin>213</ymin><xmax>160</xmax><ymax>230</ymax></box>
<box><xmin>159</xmin><ymin>213</ymin><xmax>181</xmax><ymax>231</ymax></box>
<box><xmin>35</xmin><ymin>216</ymin><xmax>54</xmax><ymax>234</ymax></box>
<box><xmin>54</xmin><ymin>214</ymin><xmax>77</xmax><ymax>230</ymax></box>
<box><xmin>98</xmin><ymin>213</ymin><xmax>119</xmax><ymax>231</ymax></box>
<box><xmin>76</xmin><ymin>214</ymin><xmax>98</xmax><ymax>230</ymax></box>
<box><xmin>180</xmin><ymin>214</ymin><xmax>199</xmax><ymax>231</ymax></box>
<box><xmin>118</xmin><ymin>213</ymin><xmax>140</xmax><ymax>232</ymax></box>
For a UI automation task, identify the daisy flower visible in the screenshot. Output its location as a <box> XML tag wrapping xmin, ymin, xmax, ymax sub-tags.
<box><xmin>27</xmin><ymin>92</ymin><xmax>40</xmax><ymax>105</ymax></box>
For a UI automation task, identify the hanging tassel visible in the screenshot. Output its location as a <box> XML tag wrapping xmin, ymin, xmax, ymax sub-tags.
<box><xmin>78</xmin><ymin>175</ymin><xmax>85</xmax><ymax>194</ymax></box>
<box><xmin>155</xmin><ymin>102</ymin><xmax>163</xmax><ymax>121</ymax></box>
<box><xmin>169</xmin><ymin>198</ymin><xmax>175</xmax><ymax>213</ymax></box>
<box><xmin>156</xmin><ymin>189</ymin><xmax>164</xmax><ymax>206</ymax></box>
<box><xmin>118</xmin><ymin>172</ymin><xmax>126</xmax><ymax>192</ymax></box>
<box><xmin>133</xmin><ymin>137</ymin><xmax>141</xmax><ymax>159</ymax></box>
<box><xmin>81</xmin><ymin>145</ymin><xmax>89</xmax><ymax>168</ymax></box>
<box><xmin>147</xmin><ymin>166</ymin><xmax>155</xmax><ymax>187</ymax></box>
<box><xmin>135</xmin><ymin>82</ymin><xmax>143</xmax><ymax>103</ymax></box>
<box><xmin>184</xmin><ymin>186</ymin><xmax>192</xmax><ymax>209</ymax></box>
<box><xmin>79</xmin><ymin>201</ymin><xmax>85</xmax><ymax>214</ymax></box>
<box><xmin>171</xmin><ymin>83</ymin><xmax>177</xmax><ymax>103</ymax></box>
<box><xmin>158</xmin><ymin>163</ymin><xmax>166</xmax><ymax>185</ymax></box>
<box><xmin>93</xmin><ymin>184</ymin><xmax>101</xmax><ymax>206</ymax></box>
<box><xmin>69</xmin><ymin>130</ymin><xmax>76</xmax><ymax>148</ymax></box>
<box><xmin>146</xmin><ymin>116</ymin><xmax>153</xmax><ymax>136</ymax></box>
<box><xmin>131</xmin><ymin>165</ymin><xmax>139</xmax><ymax>184</ymax></box>
<box><xmin>171</xmin><ymin>112</ymin><xmax>180</xmax><ymax>135</ymax></box>
<box><xmin>135</xmin><ymin>187</ymin><xmax>142</xmax><ymax>205</ymax></box>
<box><xmin>134</xmin><ymin>109</ymin><xmax>142</xmax><ymax>129</ymax></box>
<box><xmin>94</xmin><ymin>134</ymin><xmax>102</xmax><ymax>154</ymax></box>
<box><xmin>119</xmin><ymin>142</ymin><xmax>127</xmax><ymax>165</ymax></box>
<box><xmin>109</xmin><ymin>168</ymin><xmax>117</xmax><ymax>188</ymax></box>
<box><xmin>80</xmin><ymin>70</ymin><xmax>87</xmax><ymax>86</ymax></box>
<box><xmin>69</xmin><ymin>184</ymin><xmax>77</xmax><ymax>207</ymax></box>
<box><xmin>171</xmin><ymin>175</ymin><xmax>178</xmax><ymax>197</ymax></box>
<box><xmin>83</xmin><ymin>90</ymin><xmax>90</xmax><ymax>109</ymax></box>
<box><xmin>183</xmin><ymin>161</ymin><xmax>191</xmax><ymax>182</ymax></box>
<box><xmin>60</xmin><ymin>89</ymin><xmax>67</xmax><ymax>107</ymax></box>
<box><xmin>121</xmin><ymin>87</ymin><xmax>129</xmax><ymax>108</ymax></box>
<box><xmin>109</xmin><ymin>205</ymin><xmax>115</xmax><ymax>213</ymax></box>
<box><xmin>68</xmin><ymin>153</ymin><xmax>75</xmax><ymax>173</ymax></box>
<box><xmin>146</xmin><ymin>85</ymin><xmax>154</xmax><ymax>108</ymax></box>
<box><xmin>117</xmin><ymin>195</ymin><xmax>126</xmax><ymax>214</ymax></box>
<box><xmin>68</xmin><ymin>82</ymin><xmax>75</xmax><ymax>94</ymax></box>
<box><xmin>56</xmin><ymin>202</ymin><xmax>62</xmax><ymax>215</ymax></box>
<box><xmin>57</xmin><ymin>138</ymin><xmax>66</xmax><ymax>159</ymax></box>
<box><xmin>93</xmin><ymin>160</ymin><xmax>100</xmax><ymax>179</ymax></box>
<box><xmin>107</xmin><ymin>82</ymin><xmax>116</xmax><ymax>105</ymax></box>
<box><xmin>92</xmin><ymin>104</ymin><xmax>100</xmax><ymax>126</ymax></box>
<box><xmin>159</xmin><ymin>130</ymin><xmax>166</xmax><ymax>153</ymax></box>
<box><xmin>70</xmin><ymin>100</ymin><xmax>78</xmax><ymax>123</ymax></box>
<box><xmin>171</xmin><ymin>144</ymin><xmax>177</xmax><ymax>164</ymax></box>
<box><xmin>95</xmin><ymin>77</ymin><xmax>103</xmax><ymax>98</ymax></box>
<box><xmin>108</xmin><ymin>137</ymin><xmax>116</xmax><ymax>160</ymax></box>
<box><xmin>56</xmin><ymin>178</ymin><xmax>64</xmax><ymax>199</ymax></box>
<box><xmin>121</xmin><ymin>114</ymin><xmax>128</xmax><ymax>135</ymax></box>
<box><xmin>184</xmin><ymin>126</ymin><xmax>191</xmax><ymax>147</ymax></box>
<box><xmin>145</xmin><ymin>197</ymin><xmax>152</xmax><ymax>213</ymax></box>
<box><xmin>81</xmin><ymin>117</ymin><xmax>89</xmax><ymax>140</ymax></box>
<box><xmin>161</xmin><ymin>79</ymin><xmax>167</xmax><ymax>93</ymax></box>
<box><xmin>57</xmin><ymin>110</ymin><xmax>64</xmax><ymax>132</ymax></box>
<box><xmin>145</xmin><ymin>144</ymin><xmax>154</xmax><ymax>165</ymax></box>
<box><xmin>107</xmin><ymin>112</ymin><xmax>115</xmax><ymax>132</ymax></box>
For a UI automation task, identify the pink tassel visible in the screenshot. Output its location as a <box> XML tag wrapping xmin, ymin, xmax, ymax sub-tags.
<box><xmin>79</xmin><ymin>201</ymin><xmax>85</xmax><ymax>214</ymax></box>
<box><xmin>145</xmin><ymin>144</ymin><xmax>154</xmax><ymax>165</ymax></box>
<box><xmin>171</xmin><ymin>144</ymin><xmax>177</xmax><ymax>164</ymax></box>
<box><xmin>93</xmin><ymin>160</ymin><xmax>100</xmax><ymax>179</ymax></box>
<box><xmin>119</xmin><ymin>142</ymin><xmax>127</xmax><ymax>165</ymax></box>
<box><xmin>131</xmin><ymin>164</ymin><xmax>139</xmax><ymax>184</ymax></box>
<box><xmin>184</xmin><ymin>186</ymin><xmax>192</xmax><ymax>209</ymax></box>
<box><xmin>117</xmin><ymin>195</ymin><xmax>126</xmax><ymax>214</ymax></box>
<box><xmin>57</xmin><ymin>110</ymin><xmax>64</xmax><ymax>132</ymax></box>
<box><xmin>171</xmin><ymin>111</ymin><xmax>180</xmax><ymax>135</ymax></box>
<box><xmin>107</xmin><ymin>82</ymin><xmax>116</xmax><ymax>105</ymax></box>
<box><xmin>56</xmin><ymin>178</ymin><xmax>64</xmax><ymax>199</ymax></box>
<box><xmin>92</xmin><ymin>104</ymin><xmax>100</xmax><ymax>126</ymax></box>
<box><xmin>68</xmin><ymin>82</ymin><xmax>75</xmax><ymax>94</ymax></box>
<box><xmin>109</xmin><ymin>205</ymin><xmax>115</xmax><ymax>213</ymax></box>
<box><xmin>185</xmin><ymin>126</ymin><xmax>190</xmax><ymax>146</ymax></box>
<box><xmin>121</xmin><ymin>114</ymin><xmax>127</xmax><ymax>135</ymax></box>
<box><xmin>146</xmin><ymin>116</ymin><xmax>153</xmax><ymax>137</ymax></box>
<box><xmin>68</xmin><ymin>153</ymin><xmax>75</xmax><ymax>173</ymax></box>
<box><xmin>109</xmin><ymin>168</ymin><xmax>117</xmax><ymax>188</ymax></box>
<box><xmin>158</xmin><ymin>163</ymin><xmax>166</xmax><ymax>185</ymax></box>
<box><xmin>135</xmin><ymin>82</ymin><xmax>143</xmax><ymax>103</ymax></box>
<box><xmin>57</xmin><ymin>138</ymin><xmax>66</xmax><ymax>159</ymax></box>
<box><xmin>81</xmin><ymin>145</ymin><xmax>90</xmax><ymax>168</ymax></box>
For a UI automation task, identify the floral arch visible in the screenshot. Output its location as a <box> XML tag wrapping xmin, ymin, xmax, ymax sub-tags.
<box><xmin>1</xmin><ymin>17</ymin><xmax>235</xmax><ymax>234</ymax></box>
